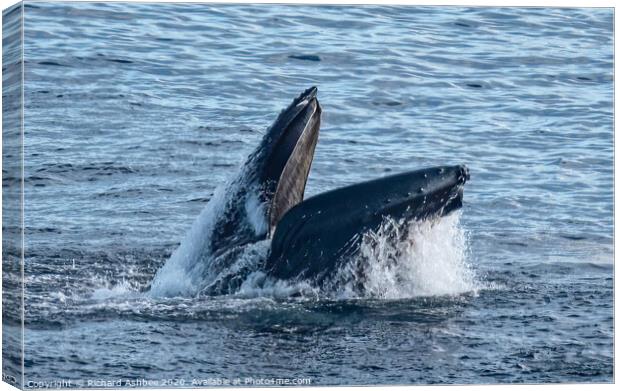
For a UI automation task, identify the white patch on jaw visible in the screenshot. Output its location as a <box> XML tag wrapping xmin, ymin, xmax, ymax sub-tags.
<box><xmin>245</xmin><ymin>191</ymin><xmax>268</xmax><ymax>236</ymax></box>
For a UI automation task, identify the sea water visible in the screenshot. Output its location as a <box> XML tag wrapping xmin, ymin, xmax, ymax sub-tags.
<box><xmin>3</xmin><ymin>2</ymin><xmax>613</xmax><ymax>385</ymax></box>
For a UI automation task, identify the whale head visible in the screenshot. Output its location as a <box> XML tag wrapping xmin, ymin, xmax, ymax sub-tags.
<box><xmin>266</xmin><ymin>165</ymin><xmax>469</xmax><ymax>282</ymax></box>
<box><xmin>361</xmin><ymin>164</ymin><xmax>470</xmax><ymax>223</ymax></box>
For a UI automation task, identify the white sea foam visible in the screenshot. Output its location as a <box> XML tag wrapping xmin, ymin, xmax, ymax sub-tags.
<box><xmin>235</xmin><ymin>271</ymin><xmax>319</xmax><ymax>299</ymax></box>
<box><xmin>202</xmin><ymin>239</ymin><xmax>271</xmax><ymax>294</ymax></box>
<box><xmin>333</xmin><ymin>212</ymin><xmax>478</xmax><ymax>299</ymax></box>
<box><xmin>90</xmin><ymin>280</ymin><xmax>137</xmax><ymax>301</ymax></box>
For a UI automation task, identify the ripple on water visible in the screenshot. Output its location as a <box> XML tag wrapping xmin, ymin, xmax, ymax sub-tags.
<box><xmin>10</xmin><ymin>3</ymin><xmax>613</xmax><ymax>385</ymax></box>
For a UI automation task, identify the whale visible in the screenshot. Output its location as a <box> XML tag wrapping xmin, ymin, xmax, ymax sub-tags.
<box><xmin>150</xmin><ymin>87</ymin><xmax>469</xmax><ymax>297</ymax></box>
<box><xmin>149</xmin><ymin>87</ymin><xmax>321</xmax><ymax>297</ymax></box>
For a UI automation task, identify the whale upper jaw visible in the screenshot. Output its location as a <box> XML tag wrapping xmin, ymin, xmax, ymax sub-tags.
<box><xmin>253</xmin><ymin>86</ymin><xmax>322</xmax><ymax>232</ymax></box>
<box><xmin>198</xmin><ymin>88</ymin><xmax>322</xmax><ymax>263</ymax></box>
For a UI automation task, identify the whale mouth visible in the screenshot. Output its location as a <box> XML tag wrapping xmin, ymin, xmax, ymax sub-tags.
<box><xmin>425</xmin><ymin>165</ymin><xmax>468</xmax><ymax>219</ymax></box>
<box><xmin>367</xmin><ymin>165</ymin><xmax>469</xmax><ymax>225</ymax></box>
<box><xmin>261</xmin><ymin>86</ymin><xmax>322</xmax><ymax>232</ymax></box>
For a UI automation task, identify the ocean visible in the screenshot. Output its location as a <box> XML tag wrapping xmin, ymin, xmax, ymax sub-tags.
<box><xmin>2</xmin><ymin>2</ymin><xmax>613</xmax><ymax>386</ymax></box>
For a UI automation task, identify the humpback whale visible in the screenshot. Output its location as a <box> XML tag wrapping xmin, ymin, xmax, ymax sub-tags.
<box><xmin>150</xmin><ymin>87</ymin><xmax>469</xmax><ymax>297</ymax></box>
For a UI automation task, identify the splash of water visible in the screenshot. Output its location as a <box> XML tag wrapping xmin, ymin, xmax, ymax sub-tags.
<box><xmin>235</xmin><ymin>271</ymin><xmax>319</xmax><ymax>299</ymax></box>
<box><xmin>331</xmin><ymin>212</ymin><xmax>478</xmax><ymax>299</ymax></box>
<box><xmin>148</xmin><ymin>157</ymin><xmax>269</xmax><ymax>298</ymax></box>
<box><xmin>90</xmin><ymin>280</ymin><xmax>139</xmax><ymax>301</ymax></box>
<box><xmin>148</xmin><ymin>183</ymin><xmax>230</xmax><ymax>298</ymax></box>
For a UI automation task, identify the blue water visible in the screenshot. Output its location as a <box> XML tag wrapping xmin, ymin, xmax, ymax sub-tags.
<box><xmin>3</xmin><ymin>1</ymin><xmax>613</xmax><ymax>386</ymax></box>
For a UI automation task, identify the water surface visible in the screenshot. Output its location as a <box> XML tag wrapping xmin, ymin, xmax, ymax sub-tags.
<box><xmin>2</xmin><ymin>2</ymin><xmax>613</xmax><ymax>386</ymax></box>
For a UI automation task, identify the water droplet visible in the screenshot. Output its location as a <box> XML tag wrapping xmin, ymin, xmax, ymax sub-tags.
<box><xmin>418</xmin><ymin>187</ymin><xmax>425</xmax><ymax>193</ymax></box>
